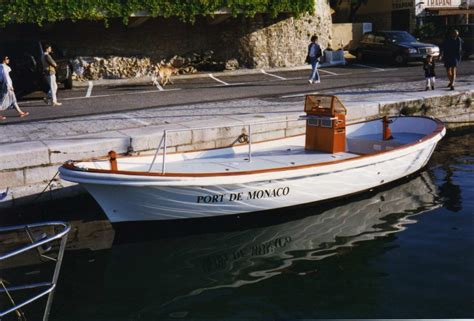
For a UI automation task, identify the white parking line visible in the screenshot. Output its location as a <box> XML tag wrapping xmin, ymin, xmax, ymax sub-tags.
<box><xmin>352</xmin><ymin>63</ymin><xmax>386</xmax><ymax>72</ymax></box>
<box><xmin>260</xmin><ymin>69</ymin><xmax>287</xmax><ymax>80</ymax></box>
<box><xmin>319</xmin><ymin>69</ymin><xmax>338</xmax><ymax>75</ymax></box>
<box><xmin>155</xmin><ymin>83</ymin><xmax>164</xmax><ymax>91</ymax></box>
<box><xmin>85</xmin><ymin>81</ymin><xmax>93</xmax><ymax>97</ymax></box>
<box><xmin>209</xmin><ymin>73</ymin><xmax>229</xmax><ymax>85</ymax></box>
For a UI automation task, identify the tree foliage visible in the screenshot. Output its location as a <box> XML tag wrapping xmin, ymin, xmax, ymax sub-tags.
<box><xmin>329</xmin><ymin>0</ymin><xmax>369</xmax><ymax>22</ymax></box>
<box><xmin>0</xmin><ymin>0</ymin><xmax>315</xmax><ymax>26</ymax></box>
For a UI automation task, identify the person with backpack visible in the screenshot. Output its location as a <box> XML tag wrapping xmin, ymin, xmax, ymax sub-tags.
<box><xmin>307</xmin><ymin>35</ymin><xmax>322</xmax><ymax>84</ymax></box>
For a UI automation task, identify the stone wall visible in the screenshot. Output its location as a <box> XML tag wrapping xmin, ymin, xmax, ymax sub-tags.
<box><xmin>0</xmin><ymin>1</ymin><xmax>333</xmax><ymax>69</ymax></box>
<box><xmin>237</xmin><ymin>0</ymin><xmax>333</xmax><ymax>68</ymax></box>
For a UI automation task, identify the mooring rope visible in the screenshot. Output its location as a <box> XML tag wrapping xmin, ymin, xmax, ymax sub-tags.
<box><xmin>0</xmin><ymin>279</ymin><xmax>26</xmax><ymax>320</ymax></box>
<box><xmin>29</xmin><ymin>171</ymin><xmax>60</xmax><ymax>204</ymax></box>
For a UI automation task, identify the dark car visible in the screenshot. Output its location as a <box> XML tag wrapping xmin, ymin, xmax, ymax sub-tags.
<box><xmin>350</xmin><ymin>31</ymin><xmax>440</xmax><ymax>65</ymax></box>
<box><xmin>0</xmin><ymin>41</ymin><xmax>73</xmax><ymax>97</ymax></box>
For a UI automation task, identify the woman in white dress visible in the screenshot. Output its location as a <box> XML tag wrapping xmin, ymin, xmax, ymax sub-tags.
<box><xmin>0</xmin><ymin>55</ymin><xmax>29</xmax><ymax>120</ymax></box>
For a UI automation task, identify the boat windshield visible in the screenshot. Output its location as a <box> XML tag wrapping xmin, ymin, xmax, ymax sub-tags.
<box><xmin>386</xmin><ymin>32</ymin><xmax>417</xmax><ymax>43</ymax></box>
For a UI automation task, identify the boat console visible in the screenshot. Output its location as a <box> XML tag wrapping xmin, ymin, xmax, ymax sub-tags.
<box><xmin>303</xmin><ymin>95</ymin><xmax>347</xmax><ymax>153</ymax></box>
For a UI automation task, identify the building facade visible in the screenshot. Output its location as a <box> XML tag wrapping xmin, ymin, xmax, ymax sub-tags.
<box><xmin>333</xmin><ymin>0</ymin><xmax>473</xmax><ymax>32</ymax></box>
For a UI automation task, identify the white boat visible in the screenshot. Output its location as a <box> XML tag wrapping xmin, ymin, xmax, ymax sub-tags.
<box><xmin>59</xmin><ymin>95</ymin><xmax>446</xmax><ymax>223</ymax></box>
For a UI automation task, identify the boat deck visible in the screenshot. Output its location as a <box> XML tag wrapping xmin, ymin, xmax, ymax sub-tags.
<box><xmin>149</xmin><ymin>146</ymin><xmax>359</xmax><ymax>174</ymax></box>
<box><xmin>81</xmin><ymin>132</ymin><xmax>424</xmax><ymax>174</ymax></box>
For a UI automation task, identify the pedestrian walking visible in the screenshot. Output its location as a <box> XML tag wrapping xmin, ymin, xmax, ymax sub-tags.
<box><xmin>442</xmin><ymin>29</ymin><xmax>463</xmax><ymax>91</ymax></box>
<box><xmin>0</xmin><ymin>56</ymin><xmax>29</xmax><ymax>120</ymax></box>
<box><xmin>423</xmin><ymin>55</ymin><xmax>436</xmax><ymax>91</ymax></box>
<box><xmin>41</xmin><ymin>44</ymin><xmax>62</xmax><ymax>106</ymax></box>
<box><xmin>307</xmin><ymin>35</ymin><xmax>322</xmax><ymax>84</ymax></box>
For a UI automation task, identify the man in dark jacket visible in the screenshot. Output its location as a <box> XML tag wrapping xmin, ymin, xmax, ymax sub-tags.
<box><xmin>442</xmin><ymin>29</ymin><xmax>463</xmax><ymax>90</ymax></box>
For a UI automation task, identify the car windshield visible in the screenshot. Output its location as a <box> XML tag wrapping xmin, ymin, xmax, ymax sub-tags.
<box><xmin>386</xmin><ymin>32</ymin><xmax>417</xmax><ymax>43</ymax></box>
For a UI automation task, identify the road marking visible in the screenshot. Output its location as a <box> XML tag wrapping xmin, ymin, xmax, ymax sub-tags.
<box><xmin>155</xmin><ymin>83</ymin><xmax>164</xmax><ymax>91</ymax></box>
<box><xmin>123</xmin><ymin>114</ymin><xmax>150</xmax><ymax>126</ymax></box>
<box><xmin>85</xmin><ymin>81</ymin><xmax>93</xmax><ymax>97</ymax></box>
<box><xmin>319</xmin><ymin>69</ymin><xmax>338</xmax><ymax>75</ymax></box>
<box><xmin>260</xmin><ymin>69</ymin><xmax>287</xmax><ymax>80</ymax></box>
<box><xmin>209</xmin><ymin>73</ymin><xmax>229</xmax><ymax>85</ymax></box>
<box><xmin>352</xmin><ymin>63</ymin><xmax>386</xmax><ymax>72</ymax></box>
<box><xmin>280</xmin><ymin>91</ymin><xmax>319</xmax><ymax>99</ymax></box>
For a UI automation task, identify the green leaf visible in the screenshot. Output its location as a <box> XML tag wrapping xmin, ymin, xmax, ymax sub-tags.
<box><xmin>0</xmin><ymin>0</ymin><xmax>315</xmax><ymax>25</ymax></box>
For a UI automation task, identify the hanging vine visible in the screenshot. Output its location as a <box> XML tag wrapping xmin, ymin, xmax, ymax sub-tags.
<box><xmin>0</xmin><ymin>0</ymin><xmax>315</xmax><ymax>27</ymax></box>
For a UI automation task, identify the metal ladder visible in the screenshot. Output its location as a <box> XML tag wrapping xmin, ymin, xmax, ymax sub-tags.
<box><xmin>0</xmin><ymin>221</ymin><xmax>70</xmax><ymax>321</ymax></box>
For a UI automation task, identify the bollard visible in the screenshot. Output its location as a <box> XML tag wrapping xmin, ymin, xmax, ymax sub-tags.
<box><xmin>383</xmin><ymin>116</ymin><xmax>393</xmax><ymax>141</ymax></box>
<box><xmin>108</xmin><ymin>150</ymin><xmax>118</xmax><ymax>171</ymax></box>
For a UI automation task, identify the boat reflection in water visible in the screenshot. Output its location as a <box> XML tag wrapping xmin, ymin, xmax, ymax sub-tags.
<box><xmin>53</xmin><ymin>171</ymin><xmax>441</xmax><ymax>319</ymax></box>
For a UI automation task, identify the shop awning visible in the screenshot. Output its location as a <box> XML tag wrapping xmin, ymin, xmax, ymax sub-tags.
<box><xmin>425</xmin><ymin>7</ymin><xmax>474</xmax><ymax>15</ymax></box>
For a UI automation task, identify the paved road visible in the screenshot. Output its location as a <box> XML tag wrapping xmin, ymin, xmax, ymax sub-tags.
<box><xmin>3</xmin><ymin>60</ymin><xmax>474</xmax><ymax>124</ymax></box>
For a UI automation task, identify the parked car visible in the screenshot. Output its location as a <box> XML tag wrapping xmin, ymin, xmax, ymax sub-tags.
<box><xmin>350</xmin><ymin>31</ymin><xmax>440</xmax><ymax>65</ymax></box>
<box><xmin>0</xmin><ymin>41</ymin><xmax>73</xmax><ymax>97</ymax></box>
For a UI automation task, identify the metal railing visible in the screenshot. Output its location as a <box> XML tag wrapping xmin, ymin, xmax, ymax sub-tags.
<box><xmin>147</xmin><ymin>118</ymin><xmax>304</xmax><ymax>174</ymax></box>
<box><xmin>0</xmin><ymin>221</ymin><xmax>70</xmax><ymax>321</ymax></box>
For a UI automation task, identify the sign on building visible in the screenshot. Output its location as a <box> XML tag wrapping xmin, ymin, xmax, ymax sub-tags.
<box><xmin>393</xmin><ymin>0</ymin><xmax>414</xmax><ymax>10</ymax></box>
<box><xmin>425</xmin><ymin>0</ymin><xmax>462</xmax><ymax>7</ymax></box>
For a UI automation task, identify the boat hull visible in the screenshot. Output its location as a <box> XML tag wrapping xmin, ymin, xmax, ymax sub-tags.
<box><xmin>70</xmin><ymin>136</ymin><xmax>441</xmax><ymax>222</ymax></box>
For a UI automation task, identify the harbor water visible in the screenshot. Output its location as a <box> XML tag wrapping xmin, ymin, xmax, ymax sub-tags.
<box><xmin>0</xmin><ymin>127</ymin><xmax>473</xmax><ymax>320</ymax></box>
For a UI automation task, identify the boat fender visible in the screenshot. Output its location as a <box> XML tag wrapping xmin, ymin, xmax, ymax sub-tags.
<box><xmin>238</xmin><ymin>134</ymin><xmax>249</xmax><ymax>144</ymax></box>
<box><xmin>383</xmin><ymin>116</ymin><xmax>393</xmax><ymax>141</ymax></box>
<box><xmin>108</xmin><ymin>151</ymin><xmax>118</xmax><ymax>171</ymax></box>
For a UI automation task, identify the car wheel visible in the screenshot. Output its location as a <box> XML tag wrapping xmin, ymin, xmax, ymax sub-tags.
<box><xmin>394</xmin><ymin>54</ymin><xmax>406</xmax><ymax>66</ymax></box>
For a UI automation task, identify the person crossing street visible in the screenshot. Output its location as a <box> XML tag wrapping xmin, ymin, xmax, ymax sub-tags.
<box><xmin>307</xmin><ymin>35</ymin><xmax>322</xmax><ymax>84</ymax></box>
